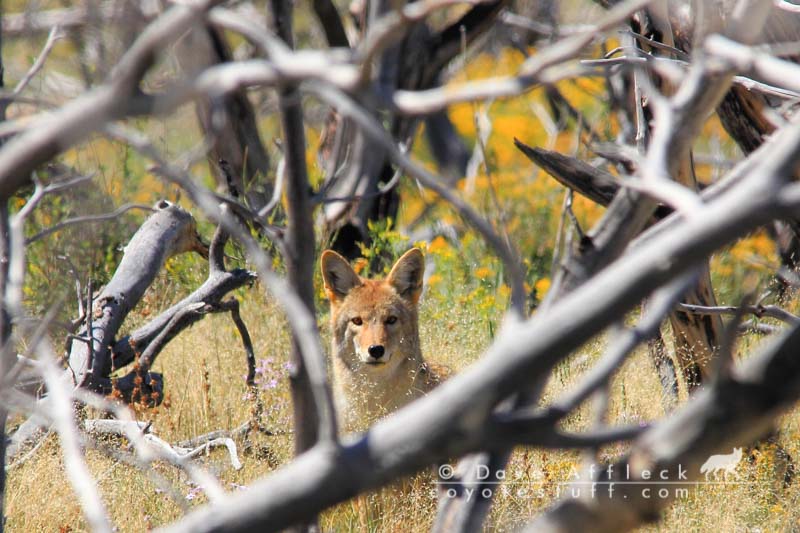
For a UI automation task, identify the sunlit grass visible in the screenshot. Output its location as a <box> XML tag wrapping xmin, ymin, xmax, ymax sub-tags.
<box><xmin>7</xmin><ymin>261</ymin><xmax>800</xmax><ymax>531</ymax></box>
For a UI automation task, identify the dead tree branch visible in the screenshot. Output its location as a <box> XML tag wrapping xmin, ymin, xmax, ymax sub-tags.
<box><xmin>0</xmin><ymin>0</ymin><xmax>224</xmax><ymax>201</ymax></box>
<box><xmin>530</xmin><ymin>321</ymin><xmax>800</xmax><ymax>532</ymax></box>
<box><xmin>69</xmin><ymin>202</ymin><xmax>207</xmax><ymax>390</ymax></box>
<box><xmin>84</xmin><ymin>419</ymin><xmax>243</xmax><ymax>471</ymax></box>
<box><xmin>104</xmin><ymin>123</ymin><xmax>338</xmax><ymax>454</ymax></box>
<box><xmin>677</xmin><ymin>302</ymin><xmax>800</xmax><ymax>325</ymax></box>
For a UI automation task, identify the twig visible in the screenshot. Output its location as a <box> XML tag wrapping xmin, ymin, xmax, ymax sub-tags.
<box><xmin>74</xmin><ymin>391</ymin><xmax>226</xmax><ymax>501</ymax></box>
<box><xmin>12</xmin><ymin>25</ymin><xmax>65</xmax><ymax>97</ymax></box>
<box><xmin>547</xmin><ymin>271</ymin><xmax>699</xmax><ymax>420</ymax></box>
<box><xmin>224</xmin><ymin>299</ymin><xmax>256</xmax><ymax>387</ymax></box>
<box><xmin>257</xmin><ymin>155</ymin><xmax>285</xmax><ymax>219</ymax></box>
<box><xmin>175</xmin><ymin>421</ymin><xmax>258</xmax><ymax>448</ymax></box>
<box><xmin>27</xmin><ymin>203</ymin><xmax>154</xmax><ymax>244</ymax></box>
<box><xmin>179</xmin><ymin>437</ymin><xmax>242</xmax><ymax>470</ymax></box>
<box><xmin>739</xmin><ymin>319</ymin><xmax>783</xmax><ymax>335</ymax></box>
<box><xmin>83</xmin><ymin>418</ymin><xmax>239</xmax><ymax>492</ymax></box>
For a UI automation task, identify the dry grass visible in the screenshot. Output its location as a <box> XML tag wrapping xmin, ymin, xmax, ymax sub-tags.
<box><xmin>7</xmin><ymin>276</ymin><xmax>800</xmax><ymax>532</ymax></box>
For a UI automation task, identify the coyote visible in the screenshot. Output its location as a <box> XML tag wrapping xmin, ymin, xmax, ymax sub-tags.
<box><xmin>700</xmin><ymin>447</ymin><xmax>743</xmax><ymax>480</ymax></box>
<box><xmin>320</xmin><ymin>248</ymin><xmax>446</xmax><ymax>430</ymax></box>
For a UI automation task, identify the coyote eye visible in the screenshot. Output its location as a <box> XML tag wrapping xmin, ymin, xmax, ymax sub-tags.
<box><xmin>386</xmin><ymin>316</ymin><xmax>397</xmax><ymax>325</ymax></box>
<box><xmin>351</xmin><ymin>317</ymin><xmax>363</xmax><ymax>326</ymax></box>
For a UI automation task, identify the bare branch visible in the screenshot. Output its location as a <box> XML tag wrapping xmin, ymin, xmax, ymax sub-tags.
<box><xmin>86</xmin><ymin>419</ymin><xmax>243</xmax><ymax>472</ymax></box>
<box><xmin>1</xmin><ymin>1</ymin><xmax>162</xmax><ymax>36</ymax></box>
<box><xmin>0</xmin><ymin>0</ymin><xmax>223</xmax><ymax>200</ymax></box>
<box><xmin>11</xmin><ymin>25</ymin><xmax>64</xmax><ymax>97</ymax></box>
<box><xmin>312</xmin><ymin>0</ymin><xmax>350</xmax><ymax>47</ymax></box>
<box><xmin>547</xmin><ymin>271</ymin><xmax>699</xmax><ymax>419</ymax></box>
<box><xmin>26</xmin><ymin>202</ymin><xmax>154</xmax><ymax>244</ymax></box>
<box><xmin>225</xmin><ymin>299</ymin><xmax>257</xmax><ymax>387</ymax></box>
<box><xmin>38</xmin><ymin>344</ymin><xmax>111</xmax><ymax>532</ymax></box>
<box><xmin>677</xmin><ymin>302</ymin><xmax>800</xmax><ymax>325</ymax></box>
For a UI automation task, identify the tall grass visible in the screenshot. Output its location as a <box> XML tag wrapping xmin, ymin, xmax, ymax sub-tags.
<box><xmin>7</xmin><ymin>264</ymin><xmax>800</xmax><ymax>531</ymax></box>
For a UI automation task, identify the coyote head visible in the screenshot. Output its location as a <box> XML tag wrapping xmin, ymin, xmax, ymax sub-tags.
<box><xmin>321</xmin><ymin>249</ymin><xmax>424</xmax><ymax>377</ymax></box>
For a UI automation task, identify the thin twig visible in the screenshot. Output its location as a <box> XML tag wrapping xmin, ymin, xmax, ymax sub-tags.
<box><xmin>224</xmin><ymin>299</ymin><xmax>256</xmax><ymax>387</ymax></box>
<box><xmin>545</xmin><ymin>271</ymin><xmax>699</xmax><ymax>419</ymax></box>
<box><xmin>27</xmin><ymin>203</ymin><xmax>154</xmax><ymax>244</ymax></box>
<box><xmin>12</xmin><ymin>25</ymin><xmax>65</xmax><ymax>97</ymax></box>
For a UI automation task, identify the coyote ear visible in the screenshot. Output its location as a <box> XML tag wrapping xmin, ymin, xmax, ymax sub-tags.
<box><xmin>321</xmin><ymin>250</ymin><xmax>362</xmax><ymax>302</ymax></box>
<box><xmin>387</xmin><ymin>248</ymin><xmax>425</xmax><ymax>303</ymax></box>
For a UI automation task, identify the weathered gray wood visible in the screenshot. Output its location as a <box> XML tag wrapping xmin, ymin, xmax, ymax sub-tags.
<box><xmin>8</xmin><ymin>202</ymin><xmax>209</xmax><ymax>459</ymax></box>
<box><xmin>106</xmin><ymin>216</ymin><xmax>256</xmax><ymax>403</ymax></box>
<box><xmin>2</xmin><ymin>1</ymin><xmax>159</xmax><ymax>37</ymax></box>
<box><xmin>647</xmin><ymin>0</ymin><xmax>800</xmax><ymax>391</ymax></box>
<box><xmin>516</xmin><ymin>140</ymin><xmax>721</xmax><ymax>392</ymax></box>
<box><xmin>514</xmin><ymin>141</ymin><xmax>674</xmax><ymax>220</ymax></box>
<box><xmin>109</xmin><ymin>268</ymin><xmax>256</xmax><ymax>372</ymax></box>
<box><xmin>68</xmin><ymin>201</ymin><xmax>207</xmax><ymax>390</ymax></box>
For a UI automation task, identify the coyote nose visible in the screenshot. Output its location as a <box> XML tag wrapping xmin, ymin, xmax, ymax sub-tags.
<box><xmin>368</xmin><ymin>345</ymin><xmax>385</xmax><ymax>359</ymax></box>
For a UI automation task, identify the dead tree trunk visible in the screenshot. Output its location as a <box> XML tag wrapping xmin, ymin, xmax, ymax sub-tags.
<box><xmin>319</xmin><ymin>1</ymin><xmax>503</xmax><ymax>261</ymax></box>
<box><xmin>68</xmin><ymin>201</ymin><xmax>207</xmax><ymax>392</ymax></box>
<box><xmin>175</xmin><ymin>25</ymin><xmax>272</xmax><ymax>210</ymax></box>
<box><xmin>267</xmin><ymin>8</ymin><xmax>322</xmax><ymax>533</ymax></box>
<box><xmin>650</xmin><ymin>2</ymin><xmax>800</xmax><ymax>383</ymax></box>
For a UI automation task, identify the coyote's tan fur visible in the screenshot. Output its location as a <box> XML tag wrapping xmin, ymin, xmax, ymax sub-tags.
<box><xmin>321</xmin><ymin>248</ymin><xmax>445</xmax><ymax>430</ymax></box>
